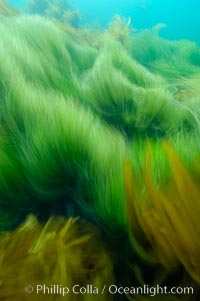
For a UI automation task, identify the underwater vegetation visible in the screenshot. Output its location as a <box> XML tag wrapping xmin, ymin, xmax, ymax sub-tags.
<box><xmin>0</xmin><ymin>2</ymin><xmax>200</xmax><ymax>300</ymax></box>
<box><xmin>0</xmin><ymin>0</ymin><xmax>16</xmax><ymax>15</ymax></box>
<box><xmin>108</xmin><ymin>15</ymin><xmax>134</xmax><ymax>45</ymax></box>
<box><xmin>0</xmin><ymin>215</ymin><xmax>115</xmax><ymax>301</ymax></box>
<box><xmin>26</xmin><ymin>0</ymin><xmax>80</xmax><ymax>27</ymax></box>
<box><xmin>129</xmin><ymin>24</ymin><xmax>200</xmax><ymax>81</ymax></box>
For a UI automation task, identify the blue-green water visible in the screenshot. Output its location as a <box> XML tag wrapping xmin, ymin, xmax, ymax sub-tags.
<box><xmin>7</xmin><ymin>0</ymin><xmax>200</xmax><ymax>43</ymax></box>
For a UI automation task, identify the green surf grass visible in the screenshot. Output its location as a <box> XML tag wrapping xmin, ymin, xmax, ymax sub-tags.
<box><xmin>0</xmin><ymin>11</ymin><xmax>200</xmax><ymax>297</ymax></box>
<box><xmin>0</xmin><ymin>14</ymin><xmax>200</xmax><ymax>251</ymax></box>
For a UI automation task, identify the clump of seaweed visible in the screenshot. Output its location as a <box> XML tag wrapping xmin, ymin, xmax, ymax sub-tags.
<box><xmin>27</xmin><ymin>0</ymin><xmax>80</xmax><ymax>27</ymax></box>
<box><xmin>108</xmin><ymin>14</ymin><xmax>135</xmax><ymax>45</ymax></box>
<box><xmin>0</xmin><ymin>215</ymin><xmax>115</xmax><ymax>301</ymax></box>
<box><xmin>125</xmin><ymin>140</ymin><xmax>200</xmax><ymax>285</ymax></box>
